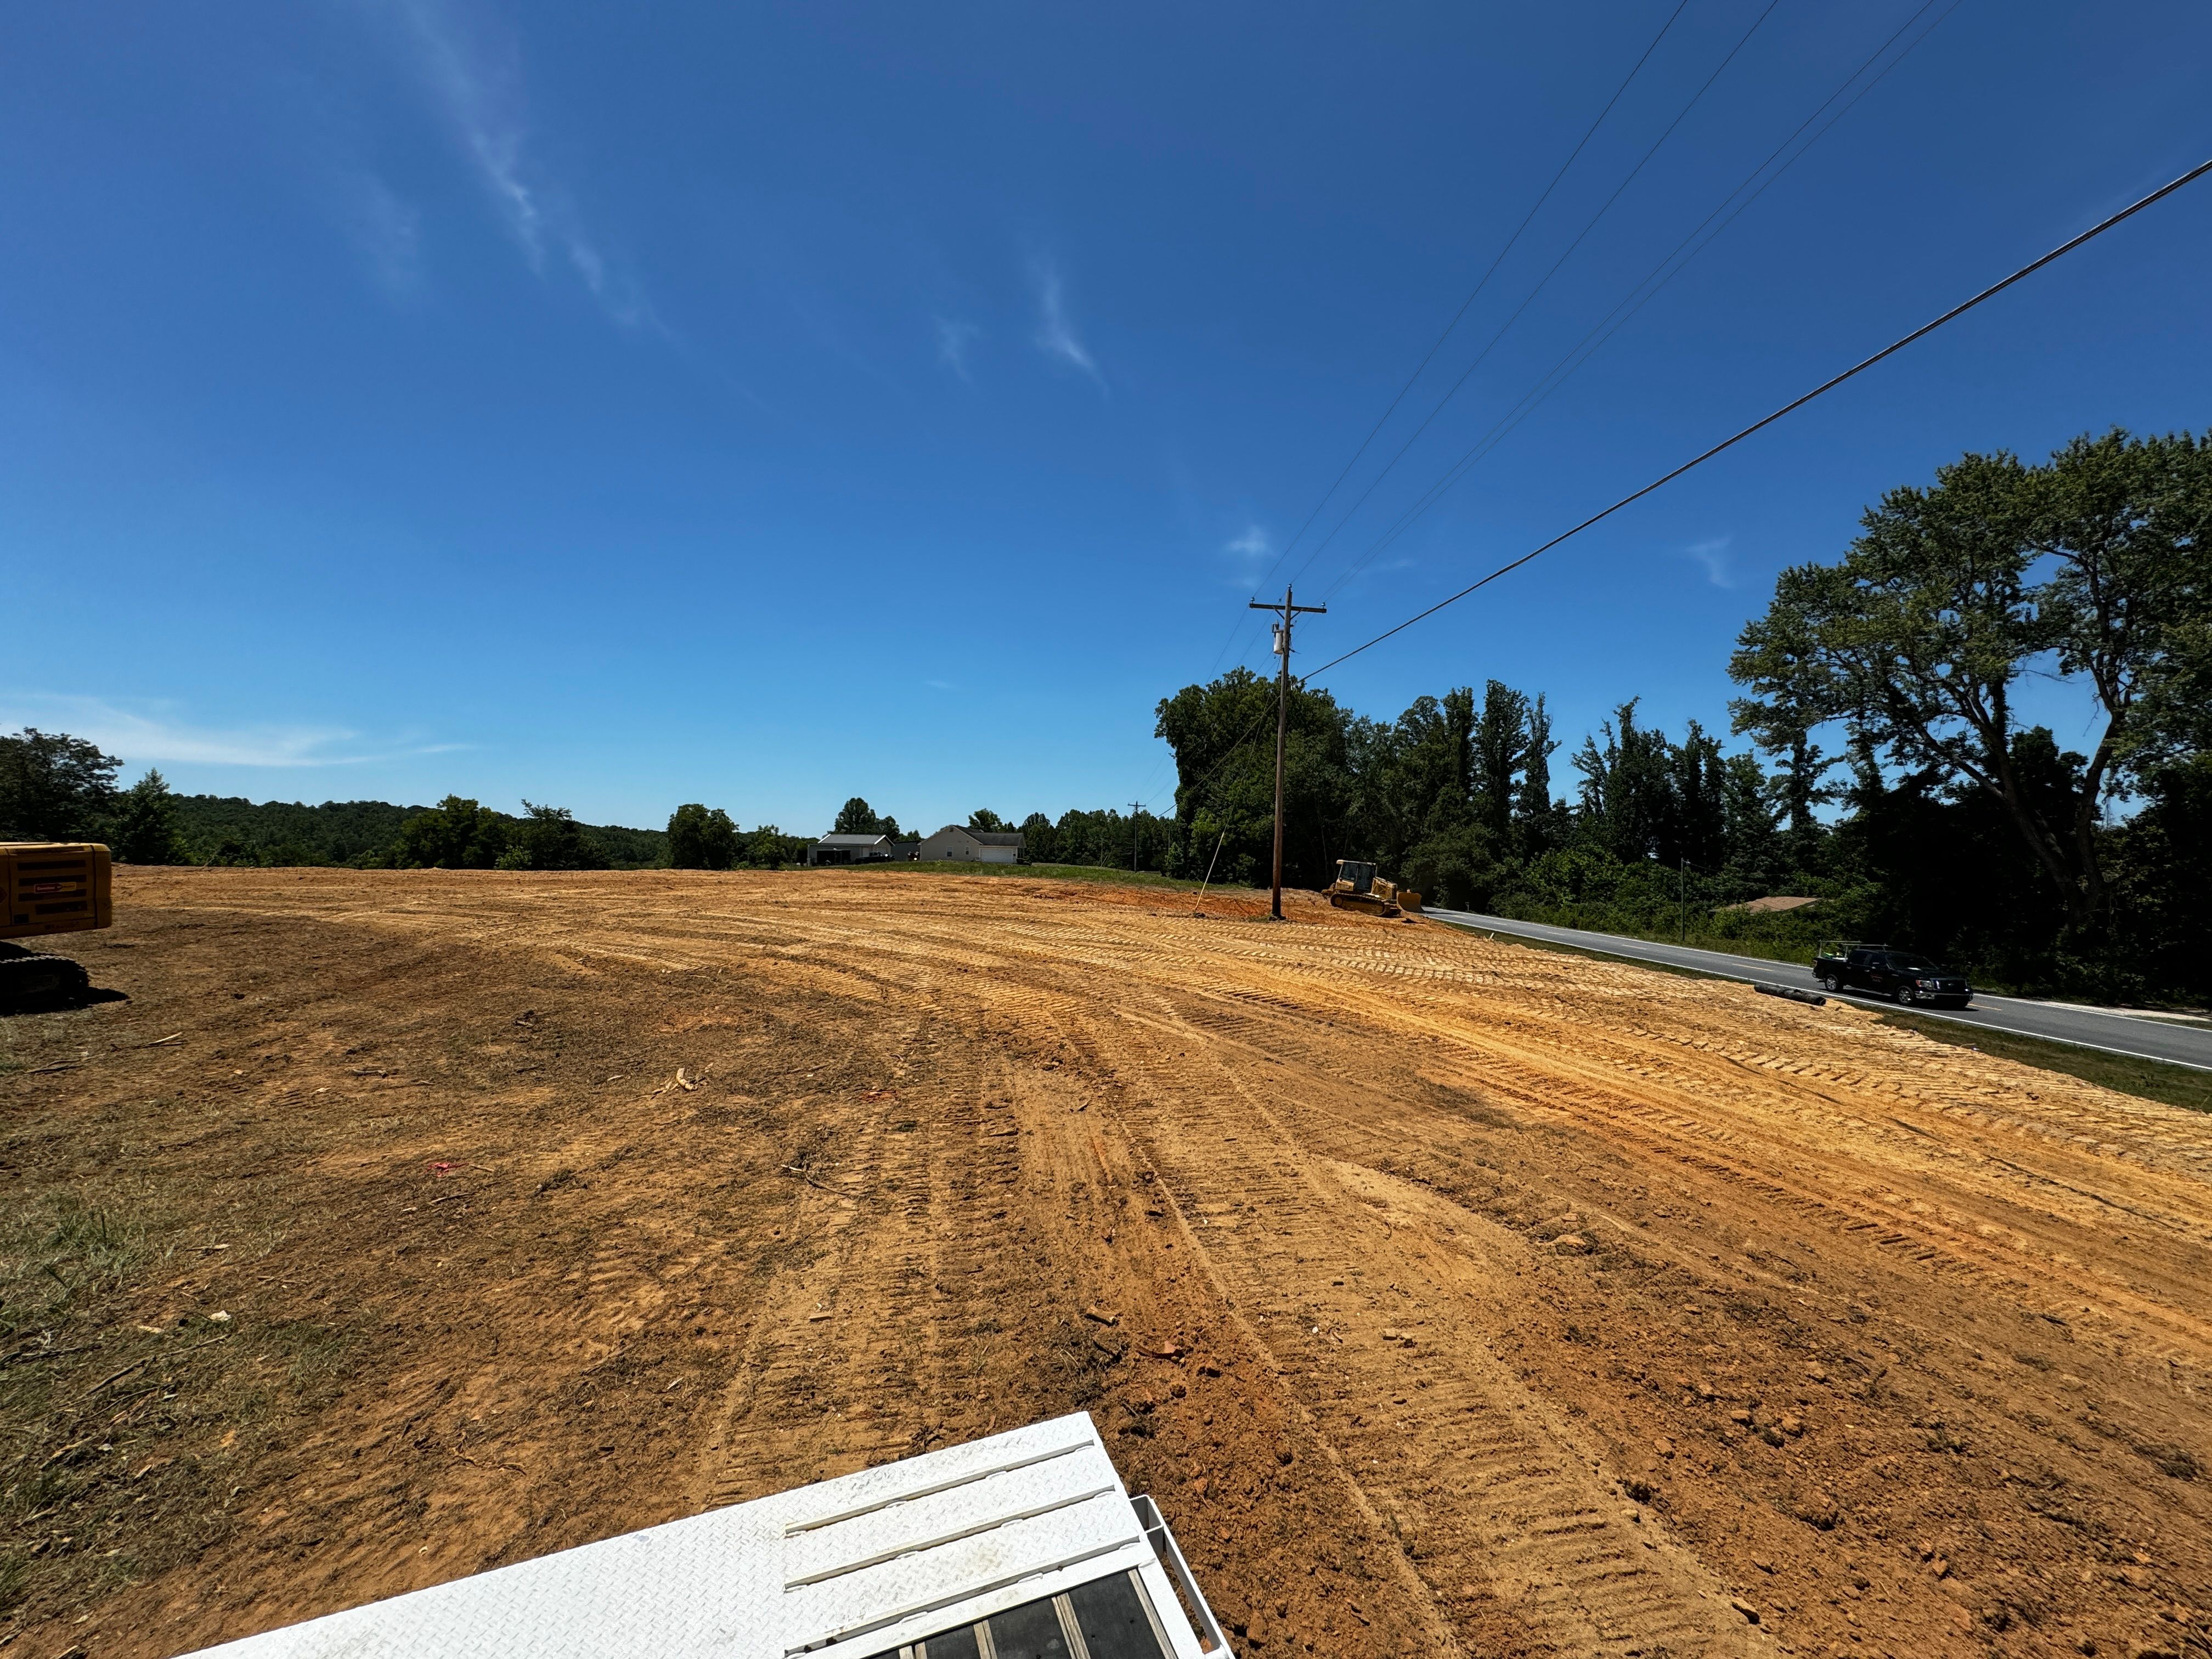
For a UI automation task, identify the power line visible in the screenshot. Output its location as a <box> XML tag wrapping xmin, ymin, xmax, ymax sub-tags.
<box><xmin>1195</xmin><ymin>0</ymin><xmax>1696</xmax><ymax>687</ymax></box>
<box><xmin>1138</xmin><ymin>679</ymin><xmax>1290</xmax><ymax>817</ymax></box>
<box><xmin>1280</xmin><ymin>0</ymin><xmax>1787</xmax><ymax>592</ymax></box>
<box><xmin>1299</xmin><ymin>153</ymin><xmax>2212</xmax><ymax>684</ymax></box>
<box><xmin>1161</xmin><ymin>0</ymin><xmax>1925</xmax><ymax>817</ymax></box>
<box><xmin>1247</xmin><ymin>0</ymin><xmax>1695</xmax><ymax>600</ymax></box>
<box><xmin>1320</xmin><ymin>0</ymin><xmax>1962</xmax><ymax>601</ymax></box>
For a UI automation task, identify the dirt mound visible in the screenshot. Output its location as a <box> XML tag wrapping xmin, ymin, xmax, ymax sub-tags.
<box><xmin>4</xmin><ymin>867</ymin><xmax>2207</xmax><ymax>1657</ymax></box>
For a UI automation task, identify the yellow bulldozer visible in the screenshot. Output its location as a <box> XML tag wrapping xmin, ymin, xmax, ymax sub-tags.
<box><xmin>0</xmin><ymin>843</ymin><xmax>112</xmax><ymax>1006</ymax></box>
<box><xmin>1325</xmin><ymin>858</ymin><xmax>1422</xmax><ymax>918</ymax></box>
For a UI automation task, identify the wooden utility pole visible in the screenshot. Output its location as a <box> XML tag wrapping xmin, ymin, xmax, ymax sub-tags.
<box><xmin>1248</xmin><ymin>584</ymin><xmax>1326</xmax><ymax>921</ymax></box>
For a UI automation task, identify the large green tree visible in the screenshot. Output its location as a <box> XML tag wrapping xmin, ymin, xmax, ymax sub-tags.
<box><xmin>2037</xmin><ymin>430</ymin><xmax>2212</xmax><ymax>778</ymax></box>
<box><xmin>668</xmin><ymin>803</ymin><xmax>740</xmax><ymax>870</ymax></box>
<box><xmin>1472</xmin><ymin>681</ymin><xmax>1532</xmax><ymax>841</ymax></box>
<box><xmin>833</xmin><ymin>797</ymin><xmax>892</xmax><ymax>836</ymax></box>
<box><xmin>1731</xmin><ymin>432</ymin><xmax>2211</xmax><ymax>934</ymax></box>
<box><xmin>499</xmin><ymin>802</ymin><xmax>611</xmax><ymax>871</ymax></box>
<box><xmin>0</xmin><ymin>729</ymin><xmax>119</xmax><ymax>842</ymax></box>
<box><xmin>393</xmin><ymin>796</ymin><xmax>510</xmax><ymax>868</ymax></box>
<box><xmin>110</xmin><ymin>770</ymin><xmax>185</xmax><ymax>864</ymax></box>
<box><xmin>1155</xmin><ymin>667</ymin><xmax>1354</xmax><ymax>890</ymax></box>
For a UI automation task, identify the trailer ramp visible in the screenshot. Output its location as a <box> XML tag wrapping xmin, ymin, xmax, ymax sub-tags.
<box><xmin>184</xmin><ymin>1412</ymin><xmax>1230</xmax><ymax>1659</ymax></box>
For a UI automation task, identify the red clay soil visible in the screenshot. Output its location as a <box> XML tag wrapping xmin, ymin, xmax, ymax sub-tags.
<box><xmin>2</xmin><ymin>867</ymin><xmax>2208</xmax><ymax>1659</ymax></box>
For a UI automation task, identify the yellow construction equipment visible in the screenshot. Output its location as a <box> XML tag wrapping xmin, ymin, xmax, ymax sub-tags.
<box><xmin>1325</xmin><ymin>858</ymin><xmax>1422</xmax><ymax>918</ymax></box>
<box><xmin>1</xmin><ymin>842</ymin><xmax>111</xmax><ymax>1005</ymax></box>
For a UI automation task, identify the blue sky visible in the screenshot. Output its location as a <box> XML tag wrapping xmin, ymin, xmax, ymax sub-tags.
<box><xmin>5</xmin><ymin>2</ymin><xmax>2208</xmax><ymax>833</ymax></box>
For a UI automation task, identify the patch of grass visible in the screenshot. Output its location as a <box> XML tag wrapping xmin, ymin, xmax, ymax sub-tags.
<box><xmin>1041</xmin><ymin>1314</ymin><xmax>1109</xmax><ymax>1408</ymax></box>
<box><xmin>0</xmin><ymin>1184</ymin><xmax>366</xmax><ymax>1631</ymax></box>
<box><xmin>838</xmin><ymin>860</ymin><xmax>1201</xmax><ymax>890</ymax></box>
<box><xmin>258</xmin><ymin>1318</ymin><xmax>360</xmax><ymax>1390</ymax></box>
<box><xmin>1874</xmin><ymin>1009</ymin><xmax>2212</xmax><ymax>1115</ymax></box>
<box><xmin>0</xmin><ymin>1192</ymin><xmax>153</xmax><ymax>1339</ymax></box>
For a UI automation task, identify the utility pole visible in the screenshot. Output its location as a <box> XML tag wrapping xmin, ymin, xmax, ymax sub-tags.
<box><xmin>1248</xmin><ymin>584</ymin><xmax>1327</xmax><ymax>921</ymax></box>
<box><xmin>1128</xmin><ymin>802</ymin><xmax>1143</xmax><ymax>872</ymax></box>
<box><xmin>1680</xmin><ymin>856</ymin><xmax>1688</xmax><ymax>944</ymax></box>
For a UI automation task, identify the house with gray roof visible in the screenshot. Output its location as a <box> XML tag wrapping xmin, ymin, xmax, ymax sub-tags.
<box><xmin>806</xmin><ymin>832</ymin><xmax>903</xmax><ymax>866</ymax></box>
<box><xmin>915</xmin><ymin>825</ymin><xmax>1024</xmax><ymax>864</ymax></box>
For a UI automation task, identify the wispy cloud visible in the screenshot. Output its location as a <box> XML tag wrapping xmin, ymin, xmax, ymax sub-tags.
<box><xmin>1682</xmin><ymin>535</ymin><xmax>1733</xmax><ymax>588</ymax></box>
<box><xmin>935</xmin><ymin>318</ymin><xmax>980</xmax><ymax>381</ymax></box>
<box><xmin>343</xmin><ymin>170</ymin><xmax>425</xmax><ymax>298</ymax></box>
<box><xmin>396</xmin><ymin>1</ymin><xmax>655</xmax><ymax>329</ymax></box>
<box><xmin>1030</xmin><ymin>259</ymin><xmax>1103</xmax><ymax>388</ymax></box>
<box><xmin>0</xmin><ymin>696</ymin><xmax>459</xmax><ymax>769</ymax></box>
<box><xmin>1225</xmin><ymin>526</ymin><xmax>1268</xmax><ymax>559</ymax></box>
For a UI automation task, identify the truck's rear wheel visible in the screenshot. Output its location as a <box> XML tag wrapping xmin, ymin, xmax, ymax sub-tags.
<box><xmin>1819</xmin><ymin>974</ymin><xmax>1839</xmax><ymax>992</ymax></box>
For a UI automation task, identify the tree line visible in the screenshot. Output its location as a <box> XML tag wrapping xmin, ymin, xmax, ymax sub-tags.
<box><xmin>804</xmin><ymin>797</ymin><xmax>1176</xmax><ymax>873</ymax></box>
<box><xmin>8</xmin><ymin>427</ymin><xmax>2200</xmax><ymax>996</ymax></box>
<box><xmin>1152</xmin><ymin>427</ymin><xmax>2210</xmax><ymax>1001</ymax></box>
<box><xmin>0</xmin><ymin>734</ymin><xmax>194</xmax><ymax>864</ymax></box>
<box><xmin>0</xmin><ymin>750</ymin><xmax>679</xmax><ymax>871</ymax></box>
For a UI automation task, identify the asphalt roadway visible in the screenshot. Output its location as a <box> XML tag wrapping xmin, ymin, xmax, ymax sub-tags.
<box><xmin>1426</xmin><ymin>909</ymin><xmax>2212</xmax><ymax>1074</ymax></box>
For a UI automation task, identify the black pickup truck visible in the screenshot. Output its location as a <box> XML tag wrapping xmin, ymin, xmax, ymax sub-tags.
<box><xmin>1813</xmin><ymin>944</ymin><xmax>1974</xmax><ymax>1007</ymax></box>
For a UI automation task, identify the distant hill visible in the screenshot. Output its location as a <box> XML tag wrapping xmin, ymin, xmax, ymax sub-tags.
<box><xmin>171</xmin><ymin>797</ymin><xmax>425</xmax><ymax>865</ymax></box>
<box><xmin>170</xmin><ymin>795</ymin><xmax>669</xmax><ymax>869</ymax></box>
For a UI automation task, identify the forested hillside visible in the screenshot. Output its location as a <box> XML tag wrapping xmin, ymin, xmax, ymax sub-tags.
<box><xmin>0</xmin><ymin>753</ymin><xmax>675</xmax><ymax>872</ymax></box>
<box><xmin>171</xmin><ymin>797</ymin><xmax>425</xmax><ymax>866</ymax></box>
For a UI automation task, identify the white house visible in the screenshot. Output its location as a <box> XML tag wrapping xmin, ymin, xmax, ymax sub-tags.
<box><xmin>915</xmin><ymin>824</ymin><xmax>1023</xmax><ymax>864</ymax></box>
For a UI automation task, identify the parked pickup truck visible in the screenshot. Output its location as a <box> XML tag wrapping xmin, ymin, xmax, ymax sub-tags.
<box><xmin>1813</xmin><ymin>944</ymin><xmax>1974</xmax><ymax>1007</ymax></box>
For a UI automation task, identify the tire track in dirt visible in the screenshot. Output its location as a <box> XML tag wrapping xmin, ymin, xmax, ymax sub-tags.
<box><xmin>55</xmin><ymin>870</ymin><xmax>2212</xmax><ymax>1659</ymax></box>
<box><xmin>1056</xmin><ymin>981</ymin><xmax>1770</xmax><ymax>1659</ymax></box>
<box><xmin>971</xmin><ymin>942</ymin><xmax>2210</xmax><ymax>1657</ymax></box>
<box><xmin>1409</xmin><ymin>1030</ymin><xmax>2212</xmax><ymax>1365</ymax></box>
<box><xmin>1137</xmin><ymin>958</ymin><xmax>2212</xmax><ymax>1368</ymax></box>
<box><xmin>979</xmin><ymin>986</ymin><xmax>1470</xmax><ymax>1659</ymax></box>
<box><xmin>696</xmin><ymin>1017</ymin><xmax>995</xmax><ymax>1505</ymax></box>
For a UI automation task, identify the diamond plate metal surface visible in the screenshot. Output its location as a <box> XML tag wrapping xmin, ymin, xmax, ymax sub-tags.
<box><xmin>786</xmin><ymin>1488</ymin><xmax>1140</xmax><ymax>1649</ymax></box>
<box><xmin>179</xmin><ymin>1412</ymin><xmax>1224</xmax><ymax>1659</ymax></box>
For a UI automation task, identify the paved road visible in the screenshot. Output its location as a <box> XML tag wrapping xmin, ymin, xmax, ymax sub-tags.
<box><xmin>1427</xmin><ymin>909</ymin><xmax>2212</xmax><ymax>1073</ymax></box>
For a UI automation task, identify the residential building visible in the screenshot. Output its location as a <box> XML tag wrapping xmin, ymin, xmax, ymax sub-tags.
<box><xmin>807</xmin><ymin>833</ymin><xmax>902</xmax><ymax>866</ymax></box>
<box><xmin>915</xmin><ymin>825</ymin><xmax>1023</xmax><ymax>864</ymax></box>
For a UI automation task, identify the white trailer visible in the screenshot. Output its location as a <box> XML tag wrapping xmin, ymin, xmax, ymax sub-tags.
<box><xmin>185</xmin><ymin>1412</ymin><xmax>1232</xmax><ymax>1659</ymax></box>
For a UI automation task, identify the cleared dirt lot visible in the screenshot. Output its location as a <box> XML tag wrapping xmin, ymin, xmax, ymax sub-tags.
<box><xmin>4</xmin><ymin>867</ymin><xmax>2210</xmax><ymax>1659</ymax></box>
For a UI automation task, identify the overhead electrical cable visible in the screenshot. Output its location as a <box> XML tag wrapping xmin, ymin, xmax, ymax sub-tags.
<box><xmin>1244</xmin><ymin>0</ymin><xmax>1694</xmax><ymax>602</ymax></box>
<box><xmin>1321</xmin><ymin>0</ymin><xmax>1961</xmax><ymax>600</ymax></box>
<box><xmin>1137</xmin><ymin>694</ymin><xmax>1290</xmax><ymax>817</ymax></box>
<box><xmin>1280</xmin><ymin>0</ymin><xmax>1787</xmax><ymax>591</ymax></box>
<box><xmin>1296</xmin><ymin>152</ymin><xmax>2212</xmax><ymax>685</ymax></box>
<box><xmin>1193</xmin><ymin>0</ymin><xmax>1697</xmax><ymax>693</ymax></box>
<box><xmin>1165</xmin><ymin>0</ymin><xmax>1888</xmax><ymax>814</ymax></box>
